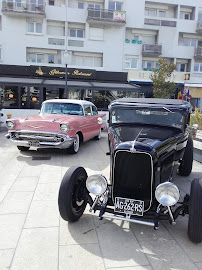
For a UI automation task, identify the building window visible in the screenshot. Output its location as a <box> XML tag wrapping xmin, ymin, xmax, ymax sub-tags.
<box><xmin>194</xmin><ymin>63</ymin><xmax>202</xmax><ymax>72</ymax></box>
<box><xmin>133</xmin><ymin>35</ymin><xmax>139</xmax><ymax>41</ymax></box>
<box><xmin>88</xmin><ymin>3</ymin><xmax>101</xmax><ymax>10</ymax></box>
<box><xmin>142</xmin><ymin>60</ymin><xmax>159</xmax><ymax>70</ymax></box>
<box><xmin>78</xmin><ymin>2</ymin><xmax>84</xmax><ymax>9</ymax></box>
<box><xmin>108</xmin><ymin>1</ymin><xmax>122</xmax><ymax>11</ymax></box>
<box><xmin>180</xmin><ymin>12</ymin><xmax>191</xmax><ymax>20</ymax></box>
<box><xmin>145</xmin><ymin>8</ymin><xmax>157</xmax><ymax>17</ymax></box>
<box><xmin>72</xmin><ymin>52</ymin><xmax>102</xmax><ymax>67</ymax></box>
<box><xmin>183</xmin><ymin>38</ymin><xmax>198</xmax><ymax>47</ymax></box>
<box><xmin>176</xmin><ymin>63</ymin><xmax>187</xmax><ymax>72</ymax></box>
<box><xmin>27</xmin><ymin>53</ymin><xmax>44</xmax><ymax>63</ymax></box>
<box><xmin>48</xmin><ymin>38</ymin><xmax>65</xmax><ymax>46</ymax></box>
<box><xmin>48</xmin><ymin>55</ymin><xmax>54</xmax><ymax>63</ymax></box>
<box><xmin>47</xmin><ymin>25</ymin><xmax>65</xmax><ymax>36</ymax></box>
<box><xmin>27</xmin><ymin>22</ymin><xmax>42</xmax><ymax>34</ymax></box>
<box><xmin>124</xmin><ymin>58</ymin><xmax>138</xmax><ymax>69</ymax></box>
<box><xmin>199</xmin><ymin>12</ymin><xmax>202</xmax><ymax>21</ymax></box>
<box><xmin>89</xmin><ymin>27</ymin><xmax>104</xmax><ymax>40</ymax></box>
<box><xmin>159</xmin><ymin>10</ymin><xmax>166</xmax><ymax>17</ymax></box>
<box><xmin>69</xmin><ymin>29</ymin><xmax>84</xmax><ymax>38</ymax></box>
<box><xmin>49</xmin><ymin>0</ymin><xmax>54</xmax><ymax>5</ymax></box>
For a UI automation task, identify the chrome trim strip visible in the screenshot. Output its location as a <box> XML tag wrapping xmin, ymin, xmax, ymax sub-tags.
<box><xmin>112</xmin><ymin>150</ymin><xmax>154</xmax><ymax>212</ymax></box>
<box><xmin>102</xmin><ymin>213</ymin><xmax>154</xmax><ymax>227</ymax></box>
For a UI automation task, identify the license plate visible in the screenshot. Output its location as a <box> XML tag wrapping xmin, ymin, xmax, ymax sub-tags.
<box><xmin>114</xmin><ymin>197</ymin><xmax>144</xmax><ymax>216</ymax></box>
<box><xmin>28</xmin><ymin>140</ymin><xmax>39</xmax><ymax>147</ymax></box>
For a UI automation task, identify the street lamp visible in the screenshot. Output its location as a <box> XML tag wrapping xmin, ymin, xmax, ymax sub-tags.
<box><xmin>63</xmin><ymin>50</ymin><xmax>69</xmax><ymax>99</ymax></box>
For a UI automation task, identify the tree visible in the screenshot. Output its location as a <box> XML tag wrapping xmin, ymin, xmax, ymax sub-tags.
<box><xmin>150</xmin><ymin>58</ymin><xmax>177</xmax><ymax>99</ymax></box>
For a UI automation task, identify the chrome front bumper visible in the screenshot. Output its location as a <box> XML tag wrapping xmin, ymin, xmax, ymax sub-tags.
<box><xmin>6</xmin><ymin>130</ymin><xmax>74</xmax><ymax>149</ymax></box>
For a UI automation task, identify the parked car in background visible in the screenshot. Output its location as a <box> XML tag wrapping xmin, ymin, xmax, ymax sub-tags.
<box><xmin>58</xmin><ymin>98</ymin><xmax>202</xmax><ymax>243</ymax></box>
<box><xmin>6</xmin><ymin>99</ymin><xmax>106</xmax><ymax>154</ymax></box>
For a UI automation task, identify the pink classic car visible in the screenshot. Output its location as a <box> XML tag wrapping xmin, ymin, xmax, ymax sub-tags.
<box><xmin>6</xmin><ymin>99</ymin><xmax>106</xmax><ymax>154</ymax></box>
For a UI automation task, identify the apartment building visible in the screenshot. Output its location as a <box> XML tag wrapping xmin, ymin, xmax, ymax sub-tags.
<box><xmin>0</xmin><ymin>0</ymin><xmax>202</xmax><ymax>121</ymax></box>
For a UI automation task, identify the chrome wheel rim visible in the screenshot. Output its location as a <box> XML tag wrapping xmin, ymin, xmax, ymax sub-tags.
<box><xmin>74</xmin><ymin>134</ymin><xmax>79</xmax><ymax>152</ymax></box>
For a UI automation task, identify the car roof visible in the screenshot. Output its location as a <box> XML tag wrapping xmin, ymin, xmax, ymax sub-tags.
<box><xmin>112</xmin><ymin>98</ymin><xmax>189</xmax><ymax>106</ymax></box>
<box><xmin>109</xmin><ymin>98</ymin><xmax>191</xmax><ymax>113</ymax></box>
<box><xmin>42</xmin><ymin>99</ymin><xmax>94</xmax><ymax>106</ymax></box>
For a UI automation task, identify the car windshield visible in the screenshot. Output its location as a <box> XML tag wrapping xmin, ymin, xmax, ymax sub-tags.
<box><xmin>111</xmin><ymin>108</ymin><xmax>184</xmax><ymax>129</ymax></box>
<box><xmin>41</xmin><ymin>102</ymin><xmax>84</xmax><ymax>116</ymax></box>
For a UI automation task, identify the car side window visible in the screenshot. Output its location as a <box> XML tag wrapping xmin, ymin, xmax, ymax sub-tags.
<box><xmin>84</xmin><ymin>105</ymin><xmax>92</xmax><ymax>116</ymax></box>
<box><xmin>92</xmin><ymin>106</ymin><xmax>98</xmax><ymax>115</ymax></box>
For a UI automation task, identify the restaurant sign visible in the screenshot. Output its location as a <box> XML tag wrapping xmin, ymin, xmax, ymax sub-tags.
<box><xmin>31</xmin><ymin>66</ymin><xmax>96</xmax><ymax>80</ymax></box>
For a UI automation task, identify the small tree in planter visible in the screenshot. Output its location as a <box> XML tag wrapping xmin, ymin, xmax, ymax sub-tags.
<box><xmin>150</xmin><ymin>58</ymin><xmax>177</xmax><ymax>99</ymax></box>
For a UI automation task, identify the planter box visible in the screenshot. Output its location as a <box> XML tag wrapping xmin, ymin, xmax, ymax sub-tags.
<box><xmin>138</xmin><ymin>41</ymin><xmax>142</xmax><ymax>44</ymax></box>
<box><xmin>125</xmin><ymin>40</ymin><xmax>130</xmax><ymax>43</ymax></box>
<box><xmin>132</xmin><ymin>40</ymin><xmax>137</xmax><ymax>44</ymax></box>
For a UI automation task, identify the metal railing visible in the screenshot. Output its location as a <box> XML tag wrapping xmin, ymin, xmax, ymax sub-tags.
<box><xmin>87</xmin><ymin>8</ymin><xmax>126</xmax><ymax>22</ymax></box>
<box><xmin>142</xmin><ymin>44</ymin><xmax>162</xmax><ymax>55</ymax></box>
<box><xmin>145</xmin><ymin>18</ymin><xmax>176</xmax><ymax>27</ymax></box>
<box><xmin>2</xmin><ymin>0</ymin><xmax>45</xmax><ymax>14</ymax></box>
<box><xmin>194</xmin><ymin>47</ymin><xmax>202</xmax><ymax>58</ymax></box>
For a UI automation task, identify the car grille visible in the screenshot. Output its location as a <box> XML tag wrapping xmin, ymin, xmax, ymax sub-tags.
<box><xmin>10</xmin><ymin>131</ymin><xmax>65</xmax><ymax>143</ymax></box>
<box><xmin>112</xmin><ymin>150</ymin><xmax>153</xmax><ymax>211</ymax></box>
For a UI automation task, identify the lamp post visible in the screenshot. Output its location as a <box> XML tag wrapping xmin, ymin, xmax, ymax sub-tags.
<box><xmin>63</xmin><ymin>50</ymin><xmax>69</xmax><ymax>99</ymax></box>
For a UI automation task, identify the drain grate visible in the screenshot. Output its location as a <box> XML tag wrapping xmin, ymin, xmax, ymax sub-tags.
<box><xmin>32</xmin><ymin>156</ymin><xmax>51</xmax><ymax>160</ymax></box>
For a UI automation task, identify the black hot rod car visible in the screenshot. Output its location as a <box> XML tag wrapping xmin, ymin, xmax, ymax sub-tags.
<box><xmin>58</xmin><ymin>98</ymin><xmax>202</xmax><ymax>243</ymax></box>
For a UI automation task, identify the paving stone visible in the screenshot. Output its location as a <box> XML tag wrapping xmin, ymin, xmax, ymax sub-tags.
<box><xmin>163</xmin><ymin>220</ymin><xmax>202</xmax><ymax>263</ymax></box>
<box><xmin>10</xmin><ymin>227</ymin><xmax>58</xmax><ymax>270</ymax></box>
<box><xmin>196</xmin><ymin>262</ymin><xmax>202</xmax><ymax>269</ymax></box>
<box><xmin>59</xmin><ymin>244</ymin><xmax>105</xmax><ymax>270</ymax></box>
<box><xmin>60</xmin><ymin>214</ymin><xmax>98</xmax><ymax>245</ymax></box>
<box><xmin>33</xmin><ymin>183</ymin><xmax>60</xmax><ymax>201</ymax></box>
<box><xmin>130</xmin><ymin>222</ymin><xmax>173</xmax><ymax>242</ymax></box>
<box><xmin>106</xmin><ymin>267</ymin><xmax>152</xmax><ymax>270</ymax></box>
<box><xmin>0</xmin><ymin>214</ymin><xmax>26</xmax><ymax>249</ymax></box>
<box><xmin>0</xmin><ymin>191</ymin><xmax>33</xmax><ymax>214</ymax></box>
<box><xmin>94</xmin><ymin>218</ymin><xmax>149</xmax><ymax>268</ymax></box>
<box><xmin>140</xmin><ymin>239</ymin><xmax>198</xmax><ymax>270</ymax></box>
<box><xmin>38</xmin><ymin>168</ymin><xmax>62</xmax><ymax>183</ymax></box>
<box><xmin>18</xmin><ymin>164</ymin><xmax>43</xmax><ymax>177</ymax></box>
<box><xmin>10</xmin><ymin>177</ymin><xmax>39</xmax><ymax>192</ymax></box>
<box><xmin>24</xmin><ymin>200</ymin><xmax>59</xmax><ymax>228</ymax></box>
<box><xmin>0</xmin><ymin>249</ymin><xmax>15</xmax><ymax>270</ymax></box>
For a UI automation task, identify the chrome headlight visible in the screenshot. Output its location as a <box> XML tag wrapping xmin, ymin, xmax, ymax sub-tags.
<box><xmin>60</xmin><ymin>123</ymin><xmax>69</xmax><ymax>132</ymax></box>
<box><xmin>155</xmin><ymin>182</ymin><xmax>180</xmax><ymax>206</ymax></box>
<box><xmin>86</xmin><ymin>174</ymin><xmax>107</xmax><ymax>196</ymax></box>
<box><xmin>6</xmin><ymin>120</ymin><xmax>15</xmax><ymax>129</ymax></box>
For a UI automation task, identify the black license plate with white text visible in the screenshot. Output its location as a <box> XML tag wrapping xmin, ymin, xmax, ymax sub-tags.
<box><xmin>114</xmin><ymin>197</ymin><xmax>144</xmax><ymax>216</ymax></box>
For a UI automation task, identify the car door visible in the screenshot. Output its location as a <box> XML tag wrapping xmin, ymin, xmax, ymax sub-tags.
<box><xmin>91</xmin><ymin>105</ymin><xmax>101</xmax><ymax>136</ymax></box>
<box><xmin>82</xmin><ymin>105</ymin><xmax>95</xmax><ymax>141</ymax></box>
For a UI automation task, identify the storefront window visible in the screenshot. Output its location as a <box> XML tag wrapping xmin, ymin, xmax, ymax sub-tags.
<box><xmin>69</xmin><ymin>89</ymin><xmax>81</xmax><ymax>99</ymax></box>
<box><xmin>30</xmin><ymin>87</ymin><xmax>40</xmax><ymax>109</ymax></box>
<box><xmin>0</xmin><ymin>86</ymin><xmax>19</xmax><ymax>108</ymax></box>
<box><xmin>93</xmin><ymin>90</ymin><xmax>139</xmax><ymax>110</ymax></box>
<box><xmin>21</xmin><ymin>86</ymin><xmax>29</xmax><ymax>108</ymax></box>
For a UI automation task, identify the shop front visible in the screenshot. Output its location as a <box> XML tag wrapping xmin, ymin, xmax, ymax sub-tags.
<box><xmin>0</xmin><ymin>64</ymin><xmax>140</xmax><ymax>128</ymax></box>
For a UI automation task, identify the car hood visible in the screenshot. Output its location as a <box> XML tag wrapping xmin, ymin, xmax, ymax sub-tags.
<box><xmin>109</xmin><ymin>125</ymin><xmax>182</xmax><ymax>154</ymax></box>
<box><xmin>9</xmin><ymin>114</ymin><xmax>84</xmax><ymax>132</ymax></box>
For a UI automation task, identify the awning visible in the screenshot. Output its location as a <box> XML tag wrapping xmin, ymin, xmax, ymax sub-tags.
<box><xmin>0</xmin><ymin>76</ymin><xmax>140</xmax><ymax>91</ymax></box>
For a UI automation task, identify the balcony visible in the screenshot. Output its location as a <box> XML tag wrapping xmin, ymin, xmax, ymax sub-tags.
<box><xmin>145</xmin><ymin>18</ymin><xmax>176</xmax><ymax>27</ymax></box>
<box><xmin>194</xmin><ymin>47</ymin><xmax>202</xmax><ymax>59</ymax></box>
<box><xmin>87</xmin><ymin>8</ymin><xmax>126</xmax><ymax>25</ymax></box>
<box><xmin>2</xmin><ymin>0</ymin><xmax>45</xmax><ymax>18</ymax></box>
<box><xmin>142</xmin><ymin>44</ymin><xmax>162</xmax><ymax>56</ymax></box>
<box><xmin>196</xmin><ymin>20</ymin><xmax>202</xmax><ymax>34</ymax></box>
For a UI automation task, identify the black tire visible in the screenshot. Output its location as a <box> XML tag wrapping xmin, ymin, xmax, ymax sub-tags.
<box><xmin>68</xmin><ymin>134</ymin><xmax>80</xmax><ymax>154</ymax></box>
<box><xmin>188</xmin><ymin>178</ymin><xmax>202</xmax><ymax>243</ymax></box>
<box><xmin>179</xmin><ymin>136</ymin><xmax>193</xmax><ymax>176</ymax></box>
<box><xmin>58</xmin><ymin>166</ymin><xmax>88</xmax><ymax>222</ymax></box>
<box><xmin>94</xmin><ymin>129</ymin><xmax>101</xmax><ymax>140</ymax></box>
<box><xmin>17</xmin><ymin>146</ymin><xmax>30</xmax><ymax>151</ymax></box>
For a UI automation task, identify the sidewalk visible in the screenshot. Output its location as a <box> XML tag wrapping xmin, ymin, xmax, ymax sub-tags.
<box><xmin>0</xmin><ymin>131</ymin><xmax>202</xmax><ymax>270</ymax></box>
